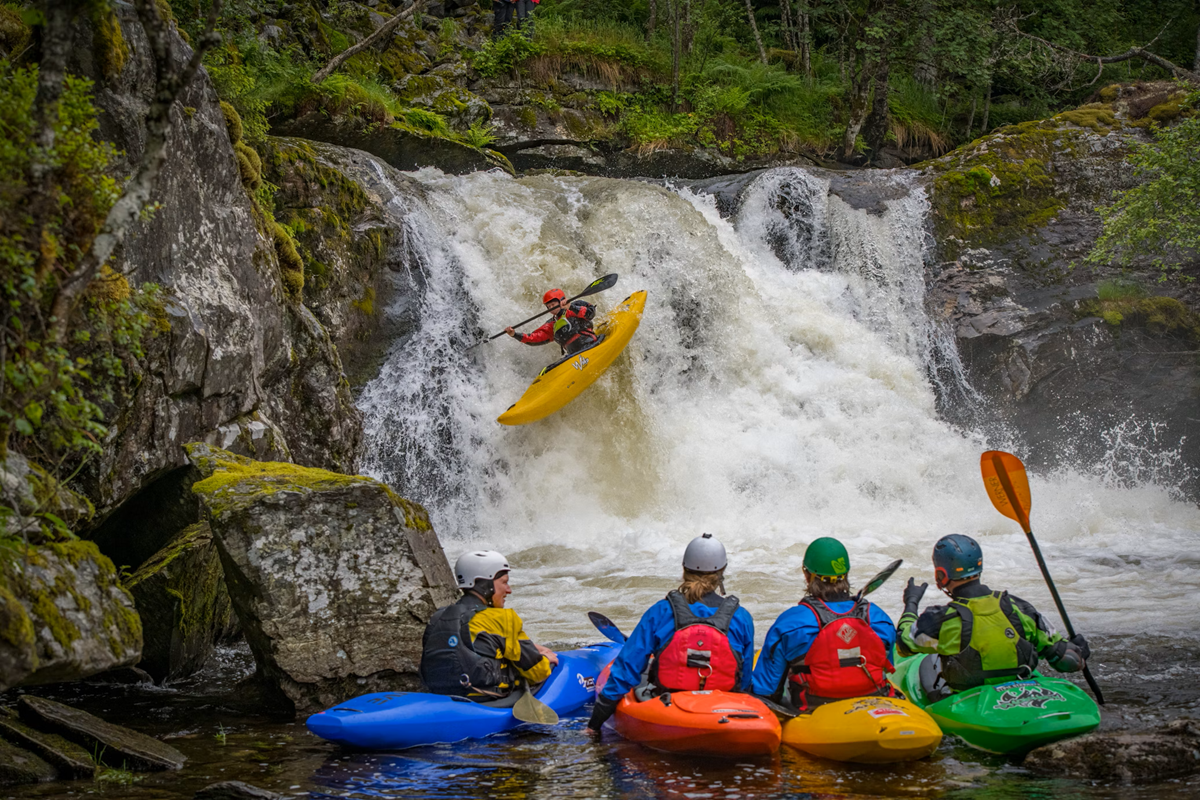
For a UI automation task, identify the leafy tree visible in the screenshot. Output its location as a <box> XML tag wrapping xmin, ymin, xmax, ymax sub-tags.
<box><xmin>1086</xmin><ymin>91</ymin><xmax>1200</xmax><ymax>280</ymax></box>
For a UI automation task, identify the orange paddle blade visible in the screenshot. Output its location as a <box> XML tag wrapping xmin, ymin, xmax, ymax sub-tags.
<box><xmin>980</xmin><ymin>450</ymin><xmax>1032</xmax><ymax>532</ymax></box>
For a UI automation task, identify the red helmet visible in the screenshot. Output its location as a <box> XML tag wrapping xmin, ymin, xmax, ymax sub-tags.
<box><xmin>542</xmin><ymin>288</ymin><xmax>566</xmax><ymax>304</ymax></box>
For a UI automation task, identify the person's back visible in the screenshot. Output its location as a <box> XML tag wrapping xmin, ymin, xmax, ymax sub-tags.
<box><xmin>897</xmin><ymin>534</ymin><xmax>1089</xmax><ymax>694</ymax></box>
<box><xmin>420</xmin><ymin>550</ymin><xmax>557</xmax><ymax>698</ymax></box>
<box><xmin>751</xmin><ymin>537</ymin><xmax>896</xmax><ymax>711</ymax></box>
<box><xmin>587</xmin><ymin>534</ymin><xmax>755</xmax><ymax>732</ymax></box>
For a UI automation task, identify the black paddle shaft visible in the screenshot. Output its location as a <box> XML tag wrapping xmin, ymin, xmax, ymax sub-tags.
<box><xmin>463</xmin><ymin>273</ymin><xmax>619</xmax><ymax>350</ymax></box>
<box><xmin>1023</xmin><ymin>529</ymin><xmax>1106</xmax><ymax>706</ymax></box>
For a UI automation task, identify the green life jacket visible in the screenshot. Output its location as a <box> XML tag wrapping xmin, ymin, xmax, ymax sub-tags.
<box><xmin>941</xmin><ymin>591</ymin><xmax>1039</xmax><ymax>691</ymax></box>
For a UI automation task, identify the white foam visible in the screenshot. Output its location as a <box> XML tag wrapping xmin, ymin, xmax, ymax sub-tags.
<box><xmin>352</xmin><ymin>164</ymin><xmax>1200</xmax><ymax>644</ymax></box>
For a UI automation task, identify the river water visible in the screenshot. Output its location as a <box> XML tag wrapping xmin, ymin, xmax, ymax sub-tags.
<box><xmin>9</xmin><ymin>161</ymin><xmax>1200</xmax><ymax>799</ymax></box>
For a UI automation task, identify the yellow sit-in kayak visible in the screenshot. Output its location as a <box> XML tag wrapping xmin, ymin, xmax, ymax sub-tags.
<box><xmin>780</xmin><ymin>696</ymin><xmax>942</xmax><ymax>763</ymax></box>
<box><xmin>497</xmin><ymin>290</ymin><xmax>646</xmax><ymax>426</ymax></box>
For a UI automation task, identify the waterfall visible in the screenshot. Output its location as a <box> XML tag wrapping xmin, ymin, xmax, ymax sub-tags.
<box><xmin>341</xmin><ymin>155</ymin><xmax>1200</xmax><ymax>642</ymax></box>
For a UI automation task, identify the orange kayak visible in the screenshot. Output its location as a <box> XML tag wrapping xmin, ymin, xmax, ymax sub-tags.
<box><xmin>612</xmin><ymin>690</ymin><xmax>782</xmax><ymax>757</ymax></box>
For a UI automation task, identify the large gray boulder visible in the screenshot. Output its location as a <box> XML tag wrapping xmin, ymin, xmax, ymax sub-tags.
<box><xmin>124</xmin><ymin>522</ymin><xmax>238</xmax><ymax>682</ymax></box>
<box><xmin>186</xmin><ymin>444</ymin><xmax>457</xmax><ymax>715</ymax></box>
<box><xmin>0</xmin><ymin>540</ymin><xmax>141</xmax><ymax>691</ymax></box>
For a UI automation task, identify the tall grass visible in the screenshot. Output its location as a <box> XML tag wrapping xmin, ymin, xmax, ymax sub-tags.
<box><xmin>888</xmin><ymin>75</ymin><xmax>950</xmax><ymax>155</ymax></box>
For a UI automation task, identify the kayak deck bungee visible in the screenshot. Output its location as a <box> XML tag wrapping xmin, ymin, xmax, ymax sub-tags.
<box><xmin>498</xmin><ymin>290</ymin><xmax>647</xmax><ymax>426</ymax></box>
<box><xmin>611</xmin><ymin>689</ymin><xmax>783</xmax><ymax>758</ymax></box>
<box><xmin>780</xmin><ymin>696</ymin><xmax>942</xmax><ymax>763</ymax></box>
<box><xmin>306</xmin><ymin>642</ymin><xmax>620</xmax><ymax>749</ymax></box>
<box><xmin>891</xmin><ymin>653</ymin><xmax>1100</xmax><ymax>755</ymax></box>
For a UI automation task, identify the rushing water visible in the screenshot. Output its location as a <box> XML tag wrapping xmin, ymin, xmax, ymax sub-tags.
<box><xmin>354</xmin><ymin>163</ymin><xmax>1200</xmax><ymax>645</ymax></box>
<box><xmin>10</xmin><ymin>157</ymin><xmax>1200</xmax><ymax>800</ymax></box>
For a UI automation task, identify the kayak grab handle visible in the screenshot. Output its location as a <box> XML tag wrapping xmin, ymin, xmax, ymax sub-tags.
<box><xmin>1032</xmin><ymin>711</ymin><xmax>1073</xmax><ymax>721</ymax></box>
<box><xmin>718</xmin><ymin>714</ymin><xmax>762</xmax><ymax>723</ymax></box>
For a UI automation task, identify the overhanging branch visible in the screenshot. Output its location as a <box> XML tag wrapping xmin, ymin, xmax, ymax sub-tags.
<box><xmin>313</xmin><ymin>1</ymin><xmax>416</xmax><ymax>84</ymax></box>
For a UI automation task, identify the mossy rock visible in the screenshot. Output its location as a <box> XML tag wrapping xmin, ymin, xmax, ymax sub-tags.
<box><xmin>124</xmin><ymin>522</ymin><xmax>238</xmax><ymax>682</ymax></box>
<box><xmin>1055</xmin><ymin>104</ymin><xmax>1117</xmax><ymax>133</ymax></box>
<box><xmin>0</xmin><ymin>709</ymin><xmax>95</xmax><ymax>779</ymax></box>
<box><xmin>221</xmin><ymin>101</ymin><xmax>244</xmax><ymax>144</ymax></box>
<box><xmin>0</xmin><ymin>737</ymin><xmax>57</xmax><ymax>787</ymax></box>
<box><xmin>1080</xmin><ymin>295</ymin><xmax>1200</xmax><ymax>339</ymax></box>
<box><xmin>925</xmin><ymin>119</ymin><xmax>1100</xmax><ymax>257</ymax></box>
<box><xmin>0</xmin><ymin>5</ymin><xmax>31</xmax><ymax>57</ymax></box>
<box><xmin>0</xmin><ymin>541</ymin><xmax>141</xmax><ymax>690</ymax></box>
<box><xmin>91</xmin><ymin>5</ymin><xmax>129</xmax><ymax>79</ymax></box>
<box><xmin>234</xmin><ymin>141</ymin><xmax>262</xmax><ymax>190</ymax></box>
<box><xmin>17</xmin><ymin>697</ymin><xmax>184</xmax><ymax>771</ymax></box>
<box><xmin>271</xmin><ymin>222</ymin><xmax>305</xmax><ymax>300</ymax></box>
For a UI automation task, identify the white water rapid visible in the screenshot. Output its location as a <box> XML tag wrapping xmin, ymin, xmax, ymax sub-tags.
<box><xmin>353</xmin><ymin>161</ymin><xmax>1200</xmax><ymax>646</ymax></box>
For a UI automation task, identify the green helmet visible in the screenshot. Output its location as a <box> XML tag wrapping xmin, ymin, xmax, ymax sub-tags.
<box><xmin>803</xmin><ymin>537</ymin><xmax>850</xmax><ymax>577</ymax></box>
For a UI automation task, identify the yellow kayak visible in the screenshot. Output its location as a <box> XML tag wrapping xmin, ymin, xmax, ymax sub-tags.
<box><xmin>497</xmin><ymin>291</ymin><xmax>647</xmax><ymax>426</ymax></box>
<box><xmin>781</xmin><ymin>696</ymin><xmax>942</xmax><ymax>763</ymax></box>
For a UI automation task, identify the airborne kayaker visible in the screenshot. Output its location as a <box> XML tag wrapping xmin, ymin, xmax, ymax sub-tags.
<box><xmin>505</xmin><ymin>288</ymin><xmax>599</xmax><ymax>356</ymax></box>
<box><xmin>750</xmin><ymin>537</ymin><xmax>898</xmax><ymax>712</ymax></box>
<box><xmin>586</xmin><ymin>534</ymin><xmax>756</xmax><ymax>734</ymax></box>
<box><xmin>896</xmin><ymin>534</ymin><xmax>1090</xmax><ymax>697</ymax></box>
<box><xmin>419</xmin><ymin>550</ymin><xmax>559</xmax><ymax>700</ymax></box>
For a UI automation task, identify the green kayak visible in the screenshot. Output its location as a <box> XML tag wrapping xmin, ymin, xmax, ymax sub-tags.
<box><xmin>891</xmin><ymin>653</ymin><xmax>1100</xmax><ymax>755</ymax></box>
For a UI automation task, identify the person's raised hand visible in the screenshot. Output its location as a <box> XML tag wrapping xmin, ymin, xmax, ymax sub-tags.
<box><xmin>903</xmin><ymin>577</ymin><xmax>928</xmax><ymax>613</ymax></box>
<box><xmin>505</xmin><ymin>327</ymin><xmax>516</xmax><ymax>337</ymax></box>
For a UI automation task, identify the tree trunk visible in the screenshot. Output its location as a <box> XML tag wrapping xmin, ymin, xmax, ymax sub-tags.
<box><xmin>743</xmin><ymin>0</ymin><xmax>767</xmax><ymax>64</ymax></box>
<box><xmin>682</xmin><ymin>0</ymin><xmax>695</xmax><ymax>54</ymax></box>
<box><xmin>965</xmin><ymin>95</ymin><xmax>977</xmax><ymax>140</ymax></box>
<box><xmin>862</xmin><ymin>58</ymin><xmax>891</xmax><ymax>162</ymax></box>
<box><xmin>981</xmin><ymin>89</ymin><xmax>991</xmax><ymax>135</ymax></box>
<box><xmin>647</xmin><ymin>0</ymin><xmax>656</xmax><ymax>41</ymax></box>
<box><xmin>799</xmin><ymin>3</ymin><xmax>810</xmax><ymax>75</ymax></box>
<box><xmin>671</xmin><ymin>0</ymin><xmax>681</xmax><ymax>110</ymax></box>
<box><xmin>778</xmin><ymin>0</ymin><xmax>795</xmax><ymax>52</ymax></box>
<box><xmin>842</xmin><ymin>64</ymin><xmax>876</xmax><ymax>158</ymax></box>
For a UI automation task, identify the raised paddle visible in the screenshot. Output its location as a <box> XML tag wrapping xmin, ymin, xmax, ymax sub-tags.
<box><xmin>512</xmin><ymin>687</ymin><xmax>560</xmax><ymax>725</ymax></box>
<box><xmin>980</xmin><ymin>450</ymin><xmax>1106</xmax><ymax>705</ymax></box>
<box><xmin>854</xmin><ymin>559</ymin><xmax>904</xmax><ymax>603</ymax></box>
<box><xmin>587</xmin><ymin>611</ymin><xmax>627</xmax><ymax>644</ymax></box>
<box><xmin>463</xmin><ymin>273</ymin><xmax>619</xmax><ymax>350</ymax></box>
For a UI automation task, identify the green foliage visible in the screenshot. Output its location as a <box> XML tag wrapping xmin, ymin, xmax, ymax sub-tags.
<box><xmin>401</xmin><ymin>107</ymin><xmax>452</xmax><ymax>137</ymax></box>
<box><xmin>0</xmin><ymin>63</ymin><xmax>160</xmax><ymax>494</ymax></box>
<box><xmin>460</xmin><ymin>120</ymin><xmax>497</xmax><ymax>149</ymax></box>
<box><xmin>469</xmin><ymin>30</ymin><xmax>547</xmax><ymax>78</ymax></box>
<box><xmin>1087</xmin><ymin>90</ymin><xmax>1200</xmax><ymax>280</ymax></box>
<box><xmin>1096</xmin><ymin>278</ymin><xmax>1146</xmax><ymax>302</ymax></box>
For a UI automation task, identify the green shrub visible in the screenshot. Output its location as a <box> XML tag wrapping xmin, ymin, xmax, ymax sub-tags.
<box><xmin>460</xmin><ymin>120</ymin><xmax>497</xmax><ymax>149</ymax></box>
<box><xmin>0</xmin><ymin>64</ymin><xmax>160</xmax><ymax>518</ymax></box>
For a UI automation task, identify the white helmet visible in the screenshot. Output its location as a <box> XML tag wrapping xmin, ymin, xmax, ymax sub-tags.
<box><xmin>454</xmin><ymin>550</ymin><xmax>510</xmax><ymax>589</ymax></box>
<box><xmin>682</xmin><ymin>533</ymin><xmax>727</xmax><ymax>573</ymax></box>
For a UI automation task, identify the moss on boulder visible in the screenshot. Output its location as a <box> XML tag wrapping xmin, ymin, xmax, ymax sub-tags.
<box><xmin>124</xmin><ymin>522</ymin><xmax>238</xmax><ymax>682</ymax></box>
<box><xmin>0</xmin><ymin>541</ymin><xmax>141</xmax><ymax>691</ymax></box>
<box><xmin>184</xmin><ymin>444</ymin><xmax>457</xmax><ymax>715</ymax></box>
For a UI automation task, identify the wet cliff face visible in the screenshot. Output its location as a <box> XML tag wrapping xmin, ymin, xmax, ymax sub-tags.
<box><xmin>920</xmin><ymin>84</ymin><xmax>1200</xmax><ymax>498</ymax></box>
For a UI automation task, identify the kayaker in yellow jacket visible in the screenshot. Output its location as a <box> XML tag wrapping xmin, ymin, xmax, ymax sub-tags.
<box><xmin>420</xmin><ymin>550</ymin><xmax>558</xmax><ymax>699</ymax></box>
<box><xmin>897</xmin><ymin>534</ymin><xmax>1089</xmax><ymax>698</ymax></box>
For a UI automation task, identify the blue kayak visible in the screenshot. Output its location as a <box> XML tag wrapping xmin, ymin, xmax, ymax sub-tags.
<box><xmin>307</xmin><ymin>642</ymin><xmax>621</xmax><ymax>749</ymax></box>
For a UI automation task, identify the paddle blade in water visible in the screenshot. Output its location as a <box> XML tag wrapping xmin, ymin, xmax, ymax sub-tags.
<box><xmin>588</xmin><ymin>612</ymin><xmax>627</xmax><ymax>644</ymax></box>
<box><xmin>981</xmin><ymin>450</ymin><xmax>1032</xmax><ymax>531</ymax></box>
<box><xmin>512</xmin><ymin>691</ymin><xmax>560</xmax><ymax>725</ymax></box>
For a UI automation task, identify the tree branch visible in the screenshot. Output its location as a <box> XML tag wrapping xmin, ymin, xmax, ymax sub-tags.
<box><xmin>1010</xmin><ymin>21</ymin><xmax>1200</xmax><ymax>86</ymax></box>
<box><xmin>312</xmin><ymin>1</ymin><xmax>416</xmax><ymax>84</ymax></box>
<box><xmin>48</xmin><ymin>0</ymin><xmax>223</xmax><ymax>344</ymax></box>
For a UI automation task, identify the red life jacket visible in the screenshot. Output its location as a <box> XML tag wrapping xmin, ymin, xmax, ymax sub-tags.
<box><xmin>651</xmin><ymin>592</ymin><xmax>742</xmax><ymax>692</ymax></box>
<box><xmin>788</xmin><ymin>598</ymin><xmax>894</xmax><ymax>702</ymax></box>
